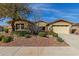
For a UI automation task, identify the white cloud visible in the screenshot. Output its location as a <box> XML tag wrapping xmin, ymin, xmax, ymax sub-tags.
<box><xmin>31</xmin><ymin>7</ymin><xmax>65</xmax><ymax>15</ymax></box>
<box><xmin>28</xmin><ymin>4</ymin><xmax>64</xmax><ymax>14</ymax></box>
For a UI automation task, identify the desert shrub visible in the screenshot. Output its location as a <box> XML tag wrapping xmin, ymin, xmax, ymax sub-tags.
<box><xmin>38</xmin><ymin>32</ymin><xmax>47</xmax><ymax>37</ymax></box>
<box><xmin>12</xmin><ymin>31</ymin><xmax>18</xmax><ymax>34</ymax></box>
<box><xmin>52</xmin><ymin>32</ymin><xmax>58</xmax><ymax>37</ymax></box>
<box><xmin>57</xmin><ymin>37</ymin><xmax>64</xmax><ymax>42</ymax></box>
<box><xmin>12</xmin><ymin>31</ymin><xmax>31</xmax><ymax>36</ymax></box>
<box><xmin>48</xmin><ymin>31</ymin><xmax>58</xmax><ymax>37</ymax></box>
<box><xmin>0</xmin><ymin>35</ymin><xmax>4</xmax><ymax>41</ymax></box>
<box><xmin>25</xmin><ymin>34</ymin><xmax>31</xmax><ymax>38</ymax></box>
<box><xmin>19</xmin><ymin>31</ymin><xmax>30</xmax><ymax>36</ymax></box>
<box><xmin>4</xmin><ymin>28</ymin><xmax>9</xmax><ymax>33</ymax></box>
<box><xmin>2</xmin><ymin>36</ymin><xmax>13</xmax><ymax>43</ymax></box>
<box><xmin>48</xmin><ymin>31</ymin><xmax>53</xmax><ymax>35</ymax></box>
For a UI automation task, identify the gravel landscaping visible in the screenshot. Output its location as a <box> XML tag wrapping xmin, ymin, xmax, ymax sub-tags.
<box><xmin>0</xmin><ymin>35</ymin><xmax>69</xmax><ymax>46</ymax></box>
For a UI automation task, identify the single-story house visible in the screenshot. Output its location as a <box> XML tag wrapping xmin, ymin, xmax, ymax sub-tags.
<box><xmin>8</xmin><ymin>18</ymin><xmax>33</xmax><ymax>32</ymax></box>
<box><xmin>47</xmin><ymin>19</ymin><xmax>73</xmax><ymax>34</ymax></box>
<box><xmin>8</xmin><ymin>18</ymin><xmax>79</xmax><ymax>34</ymax></box>
<box><xmin>8</xmin><ymin>20</ymin><xmax>48</xmax><ymax>34</ymax></box>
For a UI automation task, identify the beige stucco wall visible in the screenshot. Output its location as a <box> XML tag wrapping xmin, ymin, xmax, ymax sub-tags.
<box><xmin>53</xmin><ymin>26</ymin><xmax>70</xmax><ymax>34</ymax></box>
<box><xmin>48</xmin><ymin>21</ymin><xmax>72</xmax><ymax>34</ymax></box>
<box><xmin>36</xmin><ymin>22</ymin><xmax>47</xmax><ymax>27</ymax></box>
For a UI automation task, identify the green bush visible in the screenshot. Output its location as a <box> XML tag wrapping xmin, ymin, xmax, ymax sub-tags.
<box><xmin>38</xmin><ymin>32</ymin><xmax>47</xmax><ymax>37</ymax></box>
<box><xmin>52</xmin><ymin>32</ymin><xmax>58</xmax><ymax>37</ymax></box>
<box><xmin>12</xmin><ymin>31</ymin><xmax>31</xmax><ymax>36</ymax></box>
<box><xmin>48</xmin><ymin>32</ymin><xmax>53</xmax><ymax>35</ymax></box>
<box><xmin>48</xmin><ymin>31</ymin><xmax>58</xmax><ymax>37</ymax></box>
<box><xmin>25</xmin><ymin>34</ymin><xmax>31</xmax><ymax>38</ymax></box>
<box><xmin>2</xmin><ymin>36</ymin><xmax>13</xmax><ymax>43</ymax></box>
<box><xmin>12</xmin><ymin>31</ymin><xmax>18</xmax><ymax>35</ymax></box>
<box><xmin>57</xmin><ymin>37</ymin><xmax>64</xmax><ymax>42</ymax></box>
<box><xmin>0</xmin><ymin>35</ymin><xmax>4</xmax><ymax>41</ymax></box>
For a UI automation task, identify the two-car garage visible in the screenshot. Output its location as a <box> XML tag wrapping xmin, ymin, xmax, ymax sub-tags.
<box><xmin>47</xmin><ymin>19</ymin><xmax>73</xmax><ymax>34</ymax></box>
<box><xmin>52</xmin><ymin>25</ymin><xmax>71</xmax><ymax>34</ymax></box>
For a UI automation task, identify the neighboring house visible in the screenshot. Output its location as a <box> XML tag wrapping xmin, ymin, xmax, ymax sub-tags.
<box><xmin>35</xmin><ymin>21</ymin><xmax>48</xmax><ymax>31</ymax></box>
<box><xmin>0</xmin><ymin>26</ymin><xmax>4</xmax><ymax>32</ymax></box>
<box><xmin>4</xmin><ymin>25</ymin><xmax>12</xmax><ymax>32</ymax></box>
<box><xmin>47</xmin><ymin>19</ymin><xmax>73</xmax><ymax>34</ymax></box>
<box><xmin>8</xmin><ymin>19</ymin><xmax>33</xmax><ymax>32</ymax></box>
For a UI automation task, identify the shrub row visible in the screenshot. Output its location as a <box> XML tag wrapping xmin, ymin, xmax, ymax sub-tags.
<box><xmin>38</xmin><ymin>32</ymin><xmax>47</xmax><ymax>37</ymax></box>
<box><xmin>38</xmin><ymin>31</ymin><xmax>64</xmax><ymax>42</ymax></box>
<box><xmin>12</xmin><ymin>31</ymin><xmax>64</xmax><ymax>42</ymax></box>
<box><xmin>12</xmin><ymin>31</ymin><xmax>31</xmax><ymax>38</ymax></box>
<box><xmin>38</xmin><ymin>31</ymin><xmax>58</xmax><ymax>37</ymax></box>
<box><xmin>12</xmin><ymin>31</ymin><xmax>30</xmax><ymax>36</ymax></box>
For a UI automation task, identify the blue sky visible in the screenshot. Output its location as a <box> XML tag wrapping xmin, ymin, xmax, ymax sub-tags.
<box><xmin>1</xmin><ymin>3</ymin><xmax>79</xmax><ymax>26</ymax></box>
<box><xmin>28</xmin><ymin>3</ymin><xmax>79</xmax><ymax>23</ymax></box>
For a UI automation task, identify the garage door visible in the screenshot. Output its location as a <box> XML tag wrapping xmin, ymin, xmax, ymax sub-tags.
<box><xmin>53</xmin><ymin>26</ymin><xmax>70</xmax><ymax>34</ymax></box>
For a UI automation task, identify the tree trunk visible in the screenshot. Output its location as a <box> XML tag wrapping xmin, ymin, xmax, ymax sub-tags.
<box><xmin>12</xmin><ymin>23</ymin><xmax>15</xmax><ymax>31</ymax></box>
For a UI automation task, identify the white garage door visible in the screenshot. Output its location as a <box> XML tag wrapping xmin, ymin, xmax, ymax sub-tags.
<box><xmin>53</xmin><ymin>26</ymin><xmax>70</xmax><ymax>34</ymax></box>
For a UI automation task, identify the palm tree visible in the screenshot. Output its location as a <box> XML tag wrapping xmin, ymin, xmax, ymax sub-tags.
<box><xmin>0</xmin><ymin>3</ymin><xmax>30</xmax><ymax>31</ymax></box>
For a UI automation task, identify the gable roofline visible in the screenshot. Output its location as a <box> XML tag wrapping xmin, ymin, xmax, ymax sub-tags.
<box><xmin>7</xmin><ymin>18</ymin><xmax>33</xmax><ymax>24</ymax></box>
<box><xmin>46</xmin><ymin>19</ymin><xmax>74</xmax><ymax>26</ymax></box>
<box><xmin>34</xmin><ymin>20</ymin><xmax>48</xmax><ymax>24</ymax></box>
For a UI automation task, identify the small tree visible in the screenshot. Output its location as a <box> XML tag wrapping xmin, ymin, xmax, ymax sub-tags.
<box><xmin>29</xmin><ymin>9</ymin><xmax>43</xmax><ymax>34</ymax></box>
<box><xmin>0</xmin><ymin>4</ymin><xmax>31</xmax><ymax>31</ymax></box>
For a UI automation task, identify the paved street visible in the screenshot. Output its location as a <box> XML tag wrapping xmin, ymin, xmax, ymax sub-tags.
<box><xmin>0</xmin><ymin>34</ymin><xmax>79</xmax><ymax>56</ymax></box>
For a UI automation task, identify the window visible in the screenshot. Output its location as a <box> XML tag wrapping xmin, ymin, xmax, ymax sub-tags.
<box><xmin>16</xmin><ymin>24</ymin><xmax>24</xmax><ymax>30</ymax></box>
<box><xmin>16</xmin><ymin>24</ymin><xmax>20</xmax><ymax>30</ymax></box>
<box><xmin>21</xmin><ymin>24</ymin><xmax>24</xmax><ymax>29</ymax></box>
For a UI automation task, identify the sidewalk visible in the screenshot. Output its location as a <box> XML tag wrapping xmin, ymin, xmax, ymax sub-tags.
<box><xmin>0</xmin><ymin>47</ymin><xmax>79</xmax><ymax>56</ymax></box>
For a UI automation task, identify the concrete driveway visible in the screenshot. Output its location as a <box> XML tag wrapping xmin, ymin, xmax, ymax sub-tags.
<box><xmin>59</xmin><ymin>34</ymin><xmax>79</xmax><ymax>49</ymax></box>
